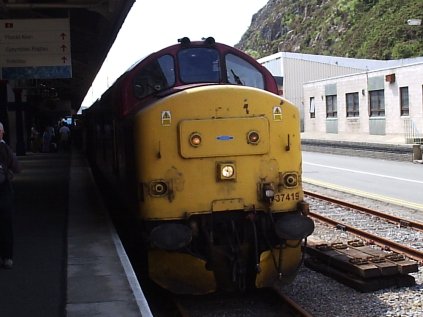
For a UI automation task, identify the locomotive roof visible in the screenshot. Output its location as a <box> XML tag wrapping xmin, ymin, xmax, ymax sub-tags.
<box><xmin>89</xmin><ymin>37</ymin><xmax>278</xmax><ymax>116</ymax></box>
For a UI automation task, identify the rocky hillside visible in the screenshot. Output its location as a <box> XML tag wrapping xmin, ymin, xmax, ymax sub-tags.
<box><xmin>236</xmin><ymin>0</ymin><xmax>423</xmax><ymax>60</ymax></box>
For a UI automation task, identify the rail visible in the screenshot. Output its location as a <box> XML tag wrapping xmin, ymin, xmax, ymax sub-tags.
<box><xmin>304</xmin><ymin>190</ymin><xmax>423</xmax><ymax>264</ymax></box>
<box><xmin>304</xmin><ymin>190</ymin><xmax>423</xmax><ymax>231</ymax></box>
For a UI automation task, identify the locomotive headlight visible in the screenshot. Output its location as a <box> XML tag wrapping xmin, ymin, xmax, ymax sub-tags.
<box><xmin>217</xmin><ymin>162</ymin><xmax>236</xmax><ymax>181</ymax></box>
<box><xmin>247</xmin><ymin>130</ymin><xmax>260</xmax><ymax>145</ymax></box>
<box><xmin>222</xmin><ymin>165</ymin><xmax>234</xmax><ymax>178</ymax></box>
<box><xmin>189</xmin><ymin>132</ymin><xmax>202</xmax><ymax>147</ymax></box>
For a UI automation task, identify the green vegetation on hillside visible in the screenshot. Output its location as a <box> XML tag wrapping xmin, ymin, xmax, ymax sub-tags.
<box><xmin>236</xmin><ymin>0</ymin><xmax>423</xmax><ymax>59</ymax></box>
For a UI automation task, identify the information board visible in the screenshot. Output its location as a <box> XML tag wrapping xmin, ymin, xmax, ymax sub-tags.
<box><xmin>0</xmin><ymin>18</ymin><xmax>72</xmax><ymax>79</ymax></box>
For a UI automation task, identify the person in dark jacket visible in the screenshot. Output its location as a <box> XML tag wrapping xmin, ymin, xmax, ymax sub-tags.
<box><xmin>0</xmin><ymin>122</ymin><xmax>21</xmax><ymax>269</ymax></box>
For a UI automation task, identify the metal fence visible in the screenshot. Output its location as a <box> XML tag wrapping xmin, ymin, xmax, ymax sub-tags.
<box><xmin>404</xmin><ymin>118</ymin><xmax>423</xmax><ymax>144</ymax></box>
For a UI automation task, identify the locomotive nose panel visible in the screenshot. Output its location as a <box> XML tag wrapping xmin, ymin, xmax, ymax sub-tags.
<box><xmin>179</xmin><ymin>117</ymin><xmax>270</xmax><ymax>158</ymax></box>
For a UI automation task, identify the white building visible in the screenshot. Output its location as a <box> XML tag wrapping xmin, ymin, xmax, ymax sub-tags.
<box><xmin>258</xmin><ymin>52</ymin><xmax>406</xmax><ymax>129</ymax></box>
<box><xmin>259</xmin><ymin>52</ymin><xmax>423</xmax><ymax>143</ymax></box>
<box><xmin>303</xmin><ymin>62</ymin><xmax>423</xmax><ymax>144</ymax></box>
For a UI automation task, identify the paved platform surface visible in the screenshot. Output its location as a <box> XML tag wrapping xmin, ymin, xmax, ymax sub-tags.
<box><xmin>301</xmin><ymin>132</ymin><xmax>407</xmax><ymax>145</ymax></box>
<box><xmin>301</xmin><ymin>132</ymin><xmax>422</xmax><ymax>162</ymax></box>
<box><xmin>0</xmin><ymin>150</ymin><xmax>152</xmax><ymax>317</ymax></box>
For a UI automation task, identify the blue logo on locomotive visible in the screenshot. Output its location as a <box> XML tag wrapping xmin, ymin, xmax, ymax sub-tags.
<box><xmin>216</xmin><ymin>135</ymin><xmax>234</xmax><ymax>141</ymax></box>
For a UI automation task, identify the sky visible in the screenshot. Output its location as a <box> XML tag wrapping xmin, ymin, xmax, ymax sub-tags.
<box><xmin>80</xmin><ymin>0</ymin><xmax>268</xmax><ymax>110</ymax></box>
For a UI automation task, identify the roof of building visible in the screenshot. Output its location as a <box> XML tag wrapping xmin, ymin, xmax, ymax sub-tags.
<box><xmin>258</xmin><ymin>51</ymin><xmax>423</xmax><ymax>72</ymax></box>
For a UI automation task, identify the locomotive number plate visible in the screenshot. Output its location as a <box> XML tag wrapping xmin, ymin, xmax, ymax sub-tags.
<box><xmin>274</xmin><ymin>192</ymin><xmax>300</xmax><ymax>202</ymax></box>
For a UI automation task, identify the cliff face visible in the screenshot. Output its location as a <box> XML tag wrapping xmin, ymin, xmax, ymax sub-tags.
<box><xmin>235</xmin><ymin>0</ymin><xmax>423</xmax><ymax>59</ymax></box>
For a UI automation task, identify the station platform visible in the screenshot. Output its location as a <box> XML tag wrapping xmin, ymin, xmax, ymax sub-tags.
<box><xmin>301</xmin><ymin>132</ymin><xmax>421</xmax><ymax>162</ymax></box>
<box><xmin>0</xmin><ymin>150</ymin><xmax>153</xmax><ymax>317</ymax></box>
<box><xmin>301</xmin><ymin>132</ymin><xmax>407</xmax><ymax>145</ymax></box>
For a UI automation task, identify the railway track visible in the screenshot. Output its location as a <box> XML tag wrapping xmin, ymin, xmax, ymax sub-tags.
<box><xmin>305</xmin><ymin>190</ymin><xmax>423</xmax><ymax>231</ymax></box>
<box><xmin>302</xmin><ymin>189</ymin><xmax>422</xmax><ymax>292</ymax></box>
<box><xmin>272</xmin><ymin>289</ymin><xmax>315</xmax><ymax>317</ymax></box>
<box><xmin>304</xmin><ymin>190</ymin><xmax>423</xmax><ymax>264</ymax></box>
<box><xmin>172</xmin><ymin>288</ymin><xmax>314</xmax><ymax>317</ymax></box>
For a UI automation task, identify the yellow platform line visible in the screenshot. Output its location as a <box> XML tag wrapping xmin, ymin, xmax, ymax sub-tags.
<box><xmin>303</xmin><ymin>177</ymin><xmax>423</xmax><ymax>212</ymax></box>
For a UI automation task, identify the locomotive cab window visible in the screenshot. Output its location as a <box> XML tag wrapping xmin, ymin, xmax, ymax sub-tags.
<box><xmin>179</xmin><ymin>48</ymin><xmax>220</xmax><ymax>83</ymax></box>
<box><xmin>133</xmin><ymin>54</ymin><xmax>175</xmax><ymax>99</ymax></box>
<box><xmin>225</xmin><ymin>54</ymin><xmax>264</xmax><ymax>89</ymax></box>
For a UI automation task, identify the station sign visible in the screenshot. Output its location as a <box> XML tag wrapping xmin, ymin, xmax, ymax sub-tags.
<box><xmin>0</xmin><ymin>18</ymin><xmax>72</xmax><ymax>79</ymax></box>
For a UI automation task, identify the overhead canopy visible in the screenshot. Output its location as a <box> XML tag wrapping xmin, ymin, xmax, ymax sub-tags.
<box><xmin>0</xmin><ymin>0</ymin><xmax>135</xmax><ymax>113</ymax></box>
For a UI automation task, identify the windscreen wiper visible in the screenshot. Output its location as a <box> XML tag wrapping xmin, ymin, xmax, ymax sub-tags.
<box><xmin>231</xmin><ymin>69</ymin><xmax>244</xmax><ymax>85</ymax></box>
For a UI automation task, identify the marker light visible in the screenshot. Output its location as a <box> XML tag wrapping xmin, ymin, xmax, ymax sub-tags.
<box><xmin>189</xmin><ymin>132</ymin><xmax>202</xmax><ymax>147</ymax></box>
<box><xmin>281</xmin><ymin>173</ymin><xmax>298</xmax><ymax>188</ymax></box>
<box><xmin>150</xmin><ymin>180</ymin><xmax>168</xmax><ymax>196</ymax></box>
<box><xmin>247</xmin><ymin>130</ymin><xmax>260</xmax><ymax>144</ymax></box>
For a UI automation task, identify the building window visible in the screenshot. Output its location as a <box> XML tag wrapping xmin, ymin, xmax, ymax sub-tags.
<box><xmin>346</xmin><ymin>92</ymin><xmax>359</xmax><ymax>117</ymax></box>
<box><xmin>400</xmin><ymin>86</ymin><xmax>409</xmax><ymax>116</ymax></box>
<box><xmin>326</xmin><ymin>95</ymin><xmax>337</xmax><ymax>118</ymax></box>
<box><xmin>369</xmin><ymin>90</ymin><xmax>385</xmax><ymax>117</ymax></box>
<box><xmin>309</xmin><ymin>97</ymin><xmax>315</xmax><ymax>118</ymax></box>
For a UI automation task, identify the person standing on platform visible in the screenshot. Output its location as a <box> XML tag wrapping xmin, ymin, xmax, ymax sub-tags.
<box><xmin>0</xmin><ymin>122</ymin><xmax>20</xmax><ymax>269</ymax></box>
<box><xmin>29</xmin><ymin>126</ymin><xmax>40</xmax><ymax>152</ymax></box>
<box><xmin>58</xmin><ymin>123</ymin><xmax>71</xmax><ymax>152</ymax></box>
<box><xmin>42</xmin><ymin>126</ymin><xmax>52</xmax><ymax>153</ymax></box>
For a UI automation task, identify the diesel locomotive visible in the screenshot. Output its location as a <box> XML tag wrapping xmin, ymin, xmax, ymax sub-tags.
<box><xmin>84</xmin><ymin>37</ymin><xmax>314</xmax><ymax>295</ymax></box>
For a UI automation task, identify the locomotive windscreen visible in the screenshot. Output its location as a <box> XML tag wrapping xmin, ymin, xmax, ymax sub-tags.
<box><xmin>225</xmin><ymin>53</ymin><xmax>265</xmax><ymax>89</ymax></box>
<box><xmin>133</xmin><ymin>55</ymin><xmax>175</xmax><ymax>99</ymax></box>
<box><xmin>178</xmin><ymin>48</ymin><xmax>220</xmax><ymax>83</ymax></box>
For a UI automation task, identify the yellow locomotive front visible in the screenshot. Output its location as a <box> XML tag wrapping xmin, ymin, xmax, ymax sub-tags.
<box><xmin>134</xmin><ymin>85</ymin><xmax>314</xmax><ymax>294</ymax></box>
